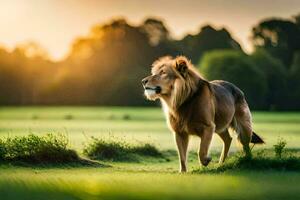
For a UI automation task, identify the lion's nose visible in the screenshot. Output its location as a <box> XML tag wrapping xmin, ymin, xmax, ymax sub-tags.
<box><xmin>141</xmin><ymin>78</ymin><xmax>148</xmax><ymax>86</ymax></box>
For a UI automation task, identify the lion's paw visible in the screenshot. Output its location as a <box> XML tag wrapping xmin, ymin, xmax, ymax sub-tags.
<box><xmin>201</xmin><ymin>157</ymin><xmax>212</xmax><ymax>167</ymax></box>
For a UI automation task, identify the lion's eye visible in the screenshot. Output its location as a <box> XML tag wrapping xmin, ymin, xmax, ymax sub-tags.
<box><xmin>160</xmin><ymin>70</ymin><xmax>166</xmax><ymax>75</ymax></box>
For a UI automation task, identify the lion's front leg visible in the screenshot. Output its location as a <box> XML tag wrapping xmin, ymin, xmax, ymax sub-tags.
<box><xmin>174</xmin><ymin>133</ymin><xmax>189</xmax><ymax>173</ymax></box>
<box><xmin>199</xmin><ymin>125</ymin><xmax>215</xmax><ymax>166</ymax></box>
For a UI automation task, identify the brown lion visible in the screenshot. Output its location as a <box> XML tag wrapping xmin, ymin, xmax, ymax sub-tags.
<box><xmin>142</xmin><ymin>56</ymin><xmax>264</xmax><ymax>172</ymax></box>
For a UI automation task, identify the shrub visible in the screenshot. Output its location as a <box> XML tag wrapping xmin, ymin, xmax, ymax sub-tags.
<box><xmin>0</xmin><ymin>139</ymin><xmax>6</xmax><ymax>161</ymax></box>
<box><xmin>83</xmin><ymin>137</ymin><xmax>162</xmax><ymax>161</ymax></box>
<box><xmin>274</xmin><ymin>137</ymin><xmax>287</xmax><ymax>159</ymax></box>
<box><xmin>199</xmin><ymin>50</ymin><xmax>267</xmax><ymax>109</ymax></box>
<box><xmin>122</xmin><ymin>114</ymin><xmax>131</xmax><ymax>120</ymax></box>
<box><xmin>84</xmin><ymin>138</ymin><xmax>128</xmax><ymax>161</ymax></box>
<box><xmin>131</xmin><ymin>143</ymin><xmax>162</xmax><ymax>157</ymax></box>
<box><xmin>0</xmin><ymin>134</ymin><xmax>79</xmax><ymax>164</ymax></box>
<box><xmin>250</xmin><ymin>49</ymin><xmax>287</xmax><ymax>110</ymax></box>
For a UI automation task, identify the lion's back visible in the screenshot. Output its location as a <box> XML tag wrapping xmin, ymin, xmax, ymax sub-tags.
<box><xmin>210</xmin><ymin>80</ymin><xmax>245</xmax><ymax>104</ymax></box>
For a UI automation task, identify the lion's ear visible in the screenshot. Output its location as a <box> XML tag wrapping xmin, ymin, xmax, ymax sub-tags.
<box><xmin>175</xmin><ymin>58</ymin><xmax>188</xmax><ymax>78</ymax></box>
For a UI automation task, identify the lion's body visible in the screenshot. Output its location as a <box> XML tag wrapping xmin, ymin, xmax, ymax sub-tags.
<box><xmin>165</xmin><ymin>80</ymin><xmax>247</xmax><ymax>136</ymax></box>
<box><xmin>142</xmin><ymin>56</ymin><xmax>264</xmax><ymax>172</ymax></box>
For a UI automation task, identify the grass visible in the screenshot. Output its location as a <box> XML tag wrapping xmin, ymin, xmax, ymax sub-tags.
<box><xmin>0</xmin><ymin>107</ymin><xmax>300</xmax><ymax>200</ymax></box>
<box><xmin>193</xmin><ymin>149</ymin><xmax>300</xmax><ymax>173</ymax></box>
<box><xmin>1</xmin><ymin>107</ymin><xmax>300</xmax><ymax>150</ymax></box>
<box><xmin>273</xmin><ymin>137</ymin><xmax>287</xmax><ymax>158</ymax></box>
<box><xmin>0</xmin><ymin>168</ymin><xmax>300</xmax><ymax>200</ymax></box>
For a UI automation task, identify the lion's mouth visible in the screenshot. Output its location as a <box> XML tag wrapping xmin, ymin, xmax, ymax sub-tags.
<box><xmin>145</xmin><ymin>86</ymin><xmax>161</xmax><ymax>94</ymax></box>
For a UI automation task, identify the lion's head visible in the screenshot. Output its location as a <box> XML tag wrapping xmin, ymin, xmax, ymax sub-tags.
<box><xmin>142</xmin><ymin>56</ymin><xmax>202</xmax><ymax>109</ymax></box>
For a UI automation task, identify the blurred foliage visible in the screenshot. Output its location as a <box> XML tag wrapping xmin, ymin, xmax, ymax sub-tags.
<box><xmin>174</xmin><ymin>25</ymin><xmax>242</xmax><ymax>63</ymax></box>
<box><xmin>250</xmin><ymin>48</ymin><xmax>287</xmax><ymax>110</ymax></box>
<box><xmin>286</xmin><ymin>51</ymin><xmax>300</xmax><ymax>109</ymax></box>
<box><xmin>0</xmin><ymin>14</ymin><xmax>300</xmax><ymax>110</ymax></box>
<box><xmin>251</xmin><ymin>14</ymin><xmax>300</xmax><ymax>67</ymax></box>
<box><xmin>200</xmin><ymin>50</ymin><xmax>267</xmax><ymax>109</ymax></box>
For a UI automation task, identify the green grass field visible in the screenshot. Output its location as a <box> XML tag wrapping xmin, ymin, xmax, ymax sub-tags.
<box><xmin>0</xmin><ymin>107</ymin><xmax>300</xmax><ymax>200</ymax></box>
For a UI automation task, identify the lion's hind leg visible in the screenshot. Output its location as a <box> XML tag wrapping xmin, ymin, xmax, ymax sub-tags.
<box><xmin>217</xmin><ymin>129</ymin><xmax>232</xmax><ymax>164</ymax></box>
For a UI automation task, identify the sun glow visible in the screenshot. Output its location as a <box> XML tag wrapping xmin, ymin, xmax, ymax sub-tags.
<box><xmin>0</xmin><ymin>0</ymin><xmax>299</xmax><ymax>61</ymax></box>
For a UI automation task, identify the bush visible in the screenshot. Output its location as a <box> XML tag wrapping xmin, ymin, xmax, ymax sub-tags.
<box><xmin>199</xmin><ymin>50</ymin><xmax>267</xmax><ymax>109</ymax></box>
<box><xmin>131</xmin><ymin>143</ymin><xmax>162</xmax><ymax>157</ymax></box>
<box><xmin>122</xmin><ymin>114</ymin><xmax>131</xmax><ymax>120</ymax></box>
<box><xmin>250</xmin><ymin>49</ymin><xmax>287</xmax><ymax>110</ymax></box>
<box><xmin>0</xmin><ymin>134</ymin><xmax>79</xmax><ymax>164</ymax></box>
<box><xmin>84</xmin><ymin>138</ymin><xmax>127</xmax><ymax>161</ymax></box>
<box><xmin>0</xmin><ymin>139</ymin><xmax>6</xmax><ymax>161</ymax></box>
<box><xmin>83</xmin><ymin>137</ymin><xmax>162</xmax><ymax>161</ymax></box>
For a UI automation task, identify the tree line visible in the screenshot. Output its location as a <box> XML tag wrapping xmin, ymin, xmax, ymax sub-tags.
<box><xmin>0</xmin><ymin>14</ymin><xmax>299</xmax><ymax>110</ymax></box>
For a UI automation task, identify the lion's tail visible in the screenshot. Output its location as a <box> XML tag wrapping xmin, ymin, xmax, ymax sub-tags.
<box><xmin>251</xmin><ymin>131</ymin><xmax>265</xmax><ymax>144</ymax></box>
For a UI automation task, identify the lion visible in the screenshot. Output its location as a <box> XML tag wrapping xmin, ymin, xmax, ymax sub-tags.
<box><xmin>142</xmin><ymin>56</ymin><xmax>264</xmax><ymax>172</ymax></box>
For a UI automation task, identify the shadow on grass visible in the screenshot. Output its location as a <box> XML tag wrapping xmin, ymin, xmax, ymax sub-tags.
<box><xmin>192</xmin><ymin>149</ymin><xmax>300</xmax><ymax>173</ymax></box>
<box><xmin>0</xmin><ymin>157</ymin><xmax>109</xmax><ymax>169</ymax></box>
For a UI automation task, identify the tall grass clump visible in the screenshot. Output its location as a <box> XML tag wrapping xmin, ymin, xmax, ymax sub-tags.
<box><xmin>274</xmin><ymin>137</ymin><xmax>287</xmax><ymax>158</ymax></box>
<box><xmin>0</xmin><ymin>134</ymin><xmax>79</xmax><ymax>164</ymax></box>
<box><xmin>83</xmin><ymin>137</ymin><xmax>162</xmax><ymax>161</ymax></box>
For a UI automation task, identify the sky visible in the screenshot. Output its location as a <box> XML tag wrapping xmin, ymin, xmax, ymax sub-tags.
<box><xmin>0</xmin><ymin>0</ymin><xmax>299</xmax><ymax>61</ymax></box>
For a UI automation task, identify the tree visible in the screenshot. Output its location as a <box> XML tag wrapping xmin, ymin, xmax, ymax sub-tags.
<box><xmin>59</xmin><ymin>19</ymin><xmax>157</xmax><ymax>105</ymax></box>
<box><xmin>286</xmin><ymin>51</ymin><xmax>300</xmax><ymax>110</ymax></box>
<box><xmin>0</xmin><ymin>16</ymin><xmax>299</xmax><ymax>109</ymax></box>
<box><xmin>140</xmin><ymin>18</ymin><xmax>170</xmax><ymax>46</ymax></box>
<box><xmin>294</xmin><ymin>13</ymin><xmax>300</xmax><ymax>28</ymax></box>
<box><xmin>0</xmin><ymin>45</ymin><xmax>54</xmax><ymax>105</ymax></box>
<box><xmin>199</xmin><ymin>50</ymin><xmax>267</xmax><ymax>109</ymax></box>
<box><xmin>251</xmin><ymin>18</ymin><xmax>300</xmax><ymax>67</ymax></box>
<box><xmin>141</xmin><ymin>18</ymin><xmax>180</xmax><ymax>57</ymax></box>
<box><xmin>175</xmin><ymin>25</ymin><xmax>242</xmax><ymax>64</ymax></box>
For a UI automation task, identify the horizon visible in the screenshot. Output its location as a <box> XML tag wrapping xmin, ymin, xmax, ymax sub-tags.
<box><xmin>0</xmin><ymin>0</ymin><xmax>299</xmax><ymax>61</ymax></box>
